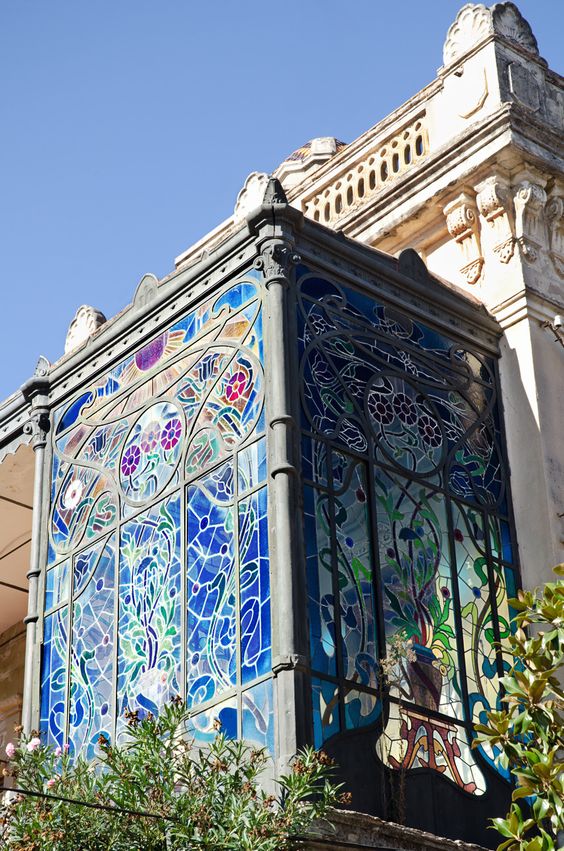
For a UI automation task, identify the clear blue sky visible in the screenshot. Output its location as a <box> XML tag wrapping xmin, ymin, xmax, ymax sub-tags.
<box><xmin>0</xmin><ymin>1</ymin><xmax>561</xmax><ymax>401</ymax></box>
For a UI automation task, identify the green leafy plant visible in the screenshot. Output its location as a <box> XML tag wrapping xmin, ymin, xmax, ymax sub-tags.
<box><xmin>472</xmin><ymin>566</ymin><xmax>564</xmax><ymax>851</ymax></box>
<box><xmin>0</xmin><ymin>699</ymin><xmax>350</xmax><ymax>850</ymax></box>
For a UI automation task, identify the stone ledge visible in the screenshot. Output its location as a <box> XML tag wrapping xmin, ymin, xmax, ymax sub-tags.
<box><xmin>303</xmin><ymin>810</ymin><xmax>487</xmax><ymax>851</ymax></box>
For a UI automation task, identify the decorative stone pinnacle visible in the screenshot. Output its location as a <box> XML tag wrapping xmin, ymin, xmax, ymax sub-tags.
<box><xmin>234</xmin><ymin>172</ymin><xmax>270</xmax><ymax>223</ymax></box>
<box><xmin>65</xmin><ymin>305</ymin><xmax>107</xmax><ymax>354</ymax></box>
<box><xmin>443</xmin><ymin>2</ymin><xmax>539</xmax><ymax>66</ymax></box>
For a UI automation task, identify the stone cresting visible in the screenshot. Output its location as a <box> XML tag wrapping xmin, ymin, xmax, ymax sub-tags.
<box><xmin>442</xmin><ymin>2</ymin><xmax>539</xmax><ymax>66</ymax></box>
<box><xmin>64</xmin><ymin>305</ymin><xmax>107</xmax><ymax>355</ymax></box>
<box><xmin>301</xmin><ymin>116</ymin><xmax>428</xmax><ymax>227</ymax></box>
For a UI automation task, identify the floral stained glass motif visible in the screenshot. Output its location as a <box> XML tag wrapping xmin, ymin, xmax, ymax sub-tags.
<box><xmin>297</xmin><ymin>268</ymin><xmax>516</xmax><ymax>794</ymax></box>
<box><xmin>42</xmin><ymin>273</ymin><xmax>272</xmax><ymax>752</ymax></box>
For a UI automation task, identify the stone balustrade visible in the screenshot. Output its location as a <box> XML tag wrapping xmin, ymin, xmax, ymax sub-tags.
<box><xmin>301</xmin><ymin>115</ymin><xmax>429</xmax><ymax>226</ymax></box>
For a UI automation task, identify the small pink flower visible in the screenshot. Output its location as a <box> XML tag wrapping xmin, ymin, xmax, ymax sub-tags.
<box><xmin>63</xmin><ymin>743</ymin><xmax>70</xmax><ymax>753</ymax></box>
<box><xmin>26</xmin><ymin>737</ymin><xmax>41</xmax><ymax>753</ymax></box>
<box><xmin>54</xmin><ymin>746</ymin><xmax>62</xmax><ymax>757</ymax></box>
<box><xmin>5</xmin><ymin>742</ymin><xmax>16</xmax><ymax>759</ymax></box>
<box><xmin>46</xmin><ymin>778</ymin><xmax>57</xmax><ymax>789</ymax></box>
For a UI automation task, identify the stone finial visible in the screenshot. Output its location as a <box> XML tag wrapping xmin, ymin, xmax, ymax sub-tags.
<box><xmin>262</xmin><ymin>176</ymin><xmax>288</xmax><ymax>207</ymax></box>
<box><xmin>64</xmin><ymin>305</ymin><xmax>106</xmax><ymax>354</ymax></box>
<box><xmin>234</xmin><ymin>172</ymin><xmax>270</xmax><ymax>223</ymax></box>
<box><xmin>133</xmin><ymin>273</ymin><xmax>159</xmax><ymax>309</ymax></box>
<box><xmin>443</xmin><ymin>2</ymin><xmax>539</xmax><ymax>66</ymax></box>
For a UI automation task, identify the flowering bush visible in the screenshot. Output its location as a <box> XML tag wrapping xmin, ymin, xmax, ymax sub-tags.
<box><xmin>472</xmin><ymin>566</ymin><xmax>564</xmax><ymax>851</ymax></box>
<box><xmin>0</xmin><ymin>699</ymin><xmax>349</xmax><ymax>850</ymax></box>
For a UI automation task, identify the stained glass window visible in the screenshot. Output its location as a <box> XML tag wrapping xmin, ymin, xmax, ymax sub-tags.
<box><xmin>297</xmin><ymin>269</ymin><xmax>517</xmax><ymax>794</ymax></box>
<box><xmin>41</xmin><ymin>272</ymin><xmax>272</xmax><ymax>755</ymax></box>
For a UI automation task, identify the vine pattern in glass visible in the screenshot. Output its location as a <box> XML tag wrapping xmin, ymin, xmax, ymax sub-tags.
<box><xmin>298</xmin><ymin>268</ymin><xmax>517</xmax><ymax>793</ymax></box>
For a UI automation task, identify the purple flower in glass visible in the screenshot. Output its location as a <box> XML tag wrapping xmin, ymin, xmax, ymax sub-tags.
<box><xmin>417</xmin><ymin>414</ymin><xmax>442</xmax><ymax>448</ymax></box>
<box><xmin>121</xmin><ymin>444</ymin><xmax>141</xmax><ymax>476</ymax></box>
<box><xmin>160</xmin><ymin>418</ymin><xmax>182</xmax><ymax>451</ymax></box>
<box><xmin>368</xmin><ymin>391</ymin><xmax>394</xmax><ymax>425</ymax></box>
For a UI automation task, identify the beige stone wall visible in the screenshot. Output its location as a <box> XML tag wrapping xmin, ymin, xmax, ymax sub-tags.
<box><xmin>0</xmin><ymin>621</ymin><xmax>25</xmax><ymax>778</ymax></box>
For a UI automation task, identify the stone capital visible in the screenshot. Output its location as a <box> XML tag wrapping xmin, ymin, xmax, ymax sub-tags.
<box><xmin>513</xmin><ymin>179</ymin><xmax>547</xmax><ymax>263</ymax></box>
<box><xmin>254</xmin><ymin>238</ymin><xmax>300</xmax><ymax>285</ymax></box>
<box><xmin>545</xmin><ymin>191</ymin><xmax>564</xmax><ymax>278</ymax></box>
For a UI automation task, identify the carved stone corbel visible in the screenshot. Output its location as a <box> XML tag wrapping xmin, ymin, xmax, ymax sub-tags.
<box><xmin>476</xmin><ymin>175</ymin><xmax>516</xmax><ymax>264</ymax></box>
<box><xmin>443</xmin><ymin>192</ymin><xmax>484</xmax><ymax>284</ymax></box>
<box><xmin>513</xmin><ymin>180</ymin><xmax>547</xmax><ymax>263</ymax></box>
<box><xmin>545</xmin><ymin>194</ymin><xmax>564</xmax><ymax>278</ymax></box>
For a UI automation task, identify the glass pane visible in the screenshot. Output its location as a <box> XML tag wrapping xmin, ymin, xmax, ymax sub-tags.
<box><xmin>304</xmin><ymin>486</ymin><xmax>337</xmax><ymax>676</ymax></box>
<box><xmin>69</xmin><ymin>536</ymin><xmax>115</xmax><ymax>758</ymax></box>
<box><xmin>375</xmin><ymin>470</ymin><xmax>463</xmax><ymax>720</ymax></box>
<box><xmin>242</xmin><ymin>680</ymin><xmax>274</xmax><ymax>753</ymax></box>
<box><xmin>40</xmin><ymin>607</ymin><xmax>68</xmax><ymax>748</ymax></box>
<box><xmin>239</xmin><ymin>487</ymin><xmax>271</xmax><ymax>684</ymax></box>
<box><xmin>238</xmin><ymin>438</ymin><xmax>267</xmax><ymax>494</ymax></box>
<box><xmin>45</xmin><ymin>560</ymin><xmax>69</xmax><ymax>611</ymax></box>
<box><xmin>117</xmin><ymin>496</ymin><xmax>181</xmax><ymax>719</ymax></box>
<box><xmin>332</xmin><ymin>453</ymin><xmax>378</xmax><ymax>690</ymax></box>
<box><xmin>187</xmin><ymin>480</ymin><xmax>236</xmax><ymax>706</ymax></box>
<box><xmin>311</xmin><ymin>677</ymin><xmax>340</xmax><ymax>747</ymax></box>
<box><xmin>189</xmin><ymin>696</ymin><xmax>238</xmax><ymax>746</ymax></box>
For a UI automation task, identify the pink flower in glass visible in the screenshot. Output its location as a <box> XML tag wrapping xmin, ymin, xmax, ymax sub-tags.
<box><xmin>5</xmin><ymin>742</ymin><xmax>15</xmax><ymax>759</ymax></box>
<box><xmin>121</xmin><ymin>444</ymin><xmax>141</xmax><ymax>476</ymax></box>
<box><xmin>225</xmin><ymin>371</ymin><xmax>248</xmax><ymax>402</ymax></box>
<box><xmin>140</xmin><ymin>422</ymin><xmax>160</xmax><ymax>453</ymax></box>
<box><xmin>160</xmin><ymin>418</ymin><xmax>182</xmax><ymax>451</ymax></box>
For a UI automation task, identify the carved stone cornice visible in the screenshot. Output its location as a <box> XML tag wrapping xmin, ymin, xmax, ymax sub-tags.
<box><xmin>475</xmin><ymin>174</ymin><xmax>516</xmax><ymax>263</ymax></box>
<box><xmin>513</xmin><ymin>180</ymin><xmax>547</xmax><ymax>263</ymax></box>
<box><xmin>545</xmin><ymin>193</ymin><xmax>564</xmax><ymax>278</ymax></box>
<box><xmin>443</xmin><ymin>191</ymin><xmax>484</xmax><ymax>284</ymax></box>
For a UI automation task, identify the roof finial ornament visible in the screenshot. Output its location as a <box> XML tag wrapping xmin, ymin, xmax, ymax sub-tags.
<box><xmin>262</xmin><ymin>176</ymin><xmax>288</xmax><ymax>207</ymax></box>
<box><xmin>64</xmin><ymin>305</ymin><xmax>107</xmax><ymax>354</ymax></box>
<box><xmin>443</xmin><ymin>2</ymin><xmax>539</xmax><ymax>67</ymax></box>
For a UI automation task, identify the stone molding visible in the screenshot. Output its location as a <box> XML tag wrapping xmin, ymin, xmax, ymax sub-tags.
<box><xmin>443</xmin><ymin>2</ymin><xmax>539</xmax><ymax>67</ymax></box>
<box><xmin>443</xmin><ymin>191</ymin><xmax>484</xmax><ymax>284</ymax></box>
<box><xmin>513</xmin><ymin>179</ymin><xmax>547</xmax><ymax>263</ymax></box>
<box><xmin>307</xmin><ymin>809</ymin><xmax>486</xmax><ymax>851</ymax></box>
<box><xmin>64</xmin><ymin>305</ymin><xmax>107</xmax><ymax>354</ymax></box>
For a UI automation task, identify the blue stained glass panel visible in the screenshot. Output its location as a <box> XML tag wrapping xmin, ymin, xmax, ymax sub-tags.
<box><xmin>117</xmin><ymin>496</ymin><xmax>181</xmax><ymax>718</ymax></box>
<box><xmin>332</xmin><ymin>454</ymin><xmax>378</xmax><ymax>690</ymax></box>
<box><xmin>69</xmin><ymin>536</ymin><xmax>115</xmax><ymax>758</ymax></box>
<box><xmin>242</xmin><ymin>680</ymin><xmax>274</xmax><ymax>753</ymax></box>
<box><xmin>344</xmin><ymin>687</ymin><xmax>380</xmax><ymax>731</ymax></box>
<box><xmin>311</xmin><ymin>677</ymin><xmax>340</xmax><ymax>747</ymax></box>
<box><xmin>187</xmin><ymin>481</ymin><xmax>236</xmax><ymax>706</ymax></box>
<box><xmin>40</xmin><ymin>607</ymin><xmax>68</xmax><ymax>748</ymax></box>
<box><xmin>304</xmin><ymin>486</ymin><xmax>337</xmax><ymax>676</ymax></box>
<box><xmin>239</xmin><ymin>486</ymin><xmax>270</xmax><ymax>684</ymax></box>
<box><xmin>189</xmin><ymin>696</ymin><xmax>238</xmax><ymax>746</ymax></box>
<box><xmin>45</xmin><ymin>560</ymin><xmax>69</xmax><ymax>611</ymax></box>
<box><xmin>237</xmin><ymin>438</ymin><xmax>267</xmax><ymax>494</ymax></box>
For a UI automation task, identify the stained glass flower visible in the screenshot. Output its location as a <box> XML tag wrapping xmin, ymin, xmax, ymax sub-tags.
<box><xmin>121</xmin><ymin>444</ymin><xmax>141</xmax><ymax>476</ymax></box>
<box><xmin>225</xmin><ymin>370</ymin><xmax>249</xmax><ymax>402</ymax></box>
<box><xmin>368</xmin><ymin>391</ymin><xmax>394</xmax><ymax>425</ymax></box>
<box><xmin>140</xmin><ymin>421</ymin><xmax>160</xmax><ymax>453</ymax></box>
<box><xmin>393</xmin><ymin>392</ymin><xmax>418</xmax><ymax>425</ymax></box>
<box><xmin>63</xmin><ymin>478</ymin><xmax>83</xmax><ymax>509</ymax></box>
<box><xmin>417</xmin><ymin>414</ymin><xmax>442</xmax><ymax>447</ymax></box>
<box><xmin>453</xmin><ymin>528</ymin><xmax>464</xmax><ymax>543</ymax></box>
<box><xmin>160</xmin><ymin>418</ymin><xmax>182</xmax><ymax>450</ymax></box>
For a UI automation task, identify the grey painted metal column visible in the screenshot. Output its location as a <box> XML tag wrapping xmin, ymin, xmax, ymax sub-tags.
<box><xmin>21</xmin><ymin>359</ymin><xmax>51</xmax><ymax>734</ymax></box>
<box><xmin>250</xmin><ymin>179</ymin><xmax>310</xmax><ymax>771</ymax></box>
